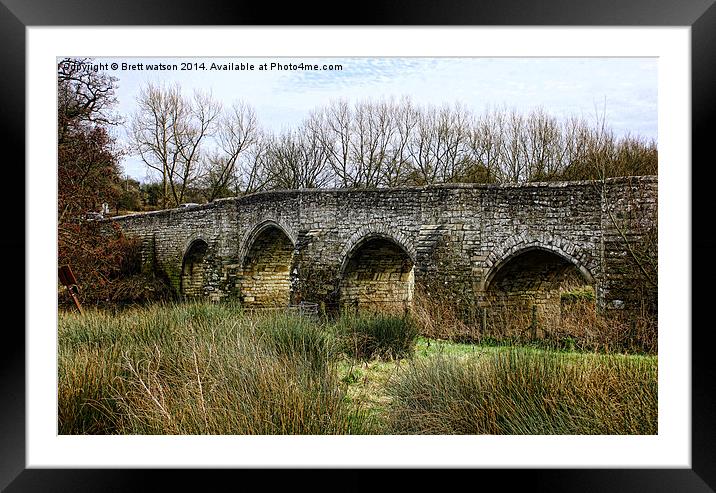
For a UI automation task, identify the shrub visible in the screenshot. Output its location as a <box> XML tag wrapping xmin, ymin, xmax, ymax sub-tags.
<box><xmin>409</xmin><ymin>286</ymin><xmax>478</xmax><ymax>341</ymax></box>
<box><xmin>333</xmin><ymin>312</ymin><xmax>418</xmax><ymax>360</ymax></box>
<box><xmin>58</xmin><ymin>222</ymin><xmax>173</xmax><ymax>308</ymax></box>
<box><xmin>411</xmin><ymin>283</ymin><xmax>656</xmax><ymax>354</ymax></box>
<box><xmin>548</xmin><ymin>306</ymin><xmax>656</xmax><ymax>354</ymax></box>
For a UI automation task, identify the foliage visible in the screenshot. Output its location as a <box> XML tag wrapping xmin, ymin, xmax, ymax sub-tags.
<box><xmin>115</xmin><ymin>177</ymin><xmax>143</xmax><ymax>213</ymax></box>
<box><xmin>57</xmin><ymin>221</ymin><xmax>171</xmax><ymax>306</ymax></box>
<box><xmin>58</xmin><ymin>58</ymin><xmax>171</xmax><ymax>305</ymax></box>
<box><xmin>58</xmin><ymin>125</ymin><xmax>123</xmax><ymax>221</ymax></box>
<box><xmin>58</xmin><ymin>58</ymin><xmax>124</xmax><ymax>219</ymax></box>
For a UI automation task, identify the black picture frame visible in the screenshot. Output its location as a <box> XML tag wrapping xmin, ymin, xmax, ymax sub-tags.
<box><xmin>3</xmin><ymin>0</ymin><xmax>713</xmax><ymax>490</ymax></box>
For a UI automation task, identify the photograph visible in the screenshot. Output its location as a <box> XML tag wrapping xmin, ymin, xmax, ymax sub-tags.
<box><xmin>56</xmin><ymin>55</ymin><xmax>659</xmax><ymax>436</ymax></box>
<box><xmin>5</xmin><ymin>10</ymin><xmax>706</xmax><ymax>487</ymax></box>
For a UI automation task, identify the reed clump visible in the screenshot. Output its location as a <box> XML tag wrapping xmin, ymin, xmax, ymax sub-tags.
<box><xmin>385</xmin><ymin>347</ymin><xmax>657</xmax><ymax>435</ymax></box>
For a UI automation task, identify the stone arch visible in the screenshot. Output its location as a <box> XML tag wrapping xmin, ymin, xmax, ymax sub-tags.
<box><xmin>338</xmin><ymin>228</ymin><xmax>416</xmax><ymax>312</ymax></box>
<box><xmin>483</xmin><ymin>236</ymin><xmax>595</xmax><ymax>336</ymax></box>
<box><xmin>239</xmin><ymin>220</ymin><xmax>297</xmax><ymax>307</ymax></box>
<box><xmin>180</xmin><ymin>232</ymin><xmax>213</xmax><ymax>262</ymax></box>
<box><xmin>483</xmin><ymin>234</ymin><xmax>594</xmax><ymax>291</ymax></box>
<box><xmin>338</xmin><ymin>225</ymin><xmax>416</xmax><ymax>273</ymax></box>
<box><xmin>181</xmin><ymin>237</ymin><xmax>210</xmax><ymax>297</ymax></box>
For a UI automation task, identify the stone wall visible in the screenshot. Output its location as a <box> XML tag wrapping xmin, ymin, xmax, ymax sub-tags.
<box><xmin>109</xmin><ymin>176</ymin><xmax>657</xmax><ymax>323</ymax></box>
<box><xmin>601</xmin><ymin>176</ymin><xmax>658</xmax><ymax>314</ymax></box>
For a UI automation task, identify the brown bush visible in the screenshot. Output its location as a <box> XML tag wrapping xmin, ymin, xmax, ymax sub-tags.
<box><xmin>58</xmin><ymin>221</ymin><xmax>172</xmax><ymax>307</ymax></box>
<box><xmin>409</xmin><ymin>284</ymin><xmax>656</xmax><ymax>354</ymax></box>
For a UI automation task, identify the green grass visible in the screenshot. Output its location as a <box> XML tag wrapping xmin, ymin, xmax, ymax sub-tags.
<box><xmin>560</xmin><ymin>286</ymin><xmax>596</xmax><ymax>303</ymax></box>
<box><xmin>59</xmin><ymin>302</ymin><xmax>657</xmax><ymax>435</ymax></box>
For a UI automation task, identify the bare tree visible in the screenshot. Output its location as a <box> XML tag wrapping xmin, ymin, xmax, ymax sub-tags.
<box><xmin>129</xmin><ymin>82</ymin><xmax>220</xmax><ymax>207</ymax></box>
<box><xmin>497</xmin><ymin>109</ymin><xmax>527</xmax><ymax>183</ymax></box>
<box><xmin>558</xmin><ymin>115</ymin><xmax>592</xmax><ymax>180</ymax></box>
<box><xmin>236</xmin><ymin>131</ymin><xmax>271</xmax><ymax>195</ymax></box>
<box><xmin>309</xmin><ymin>97</ymin><xmax>420</xmax><ymax>188</ymax></box>
<box><xmin>307</xmin><ymin>100</ymin><xmax>354</xmax><ymax>187</ymax></box>
<box><xmin>202</xmin><ymin>101</ymin><xmax>259</xmax><ymax>201</ymax></box>
<box><xmin>406</xmin><ymin>103</ymin><xmax>472</xmax><ymax>185</ymax></box>
<box><xmin>129</xmin><ymin>90</ymin><xmax>657</xmax><ymax>199</ymax></box>
<box><xmin>349</xmin><ymin>99</ymin><xmax>400</xmax><ymax>188</ymax></box>
<box><xmin>467</xmin><ymin>108</ymin><xmax>505</xmax><ymax>183</ymax></box>
<box><xmin>381</xmin><ymin>96</ymin><xmax>419</xmax><ymax>187</ymax></box>
<box><xmin>265</xmin><ymin>127</ymin><xmax>331</xmax><ymax>190</ymax></box>
<box><xmin>57</xmin><ymin>57</ymin><xmax>121</xmax><ymax>144</ymax></box>
<box><xmin>434</xmin><ymin>102</ymin><xmax>472</xmax><ymax>183</ymax></box>
<box><xmin>406</xmin><ymin>105</ymin><xmax>438</xmax><ymax>185</ymax></box>
<box><xmin>521</xmin><ymin>108</ymin><xmax>565</xmax><ymax>181</ymax></box>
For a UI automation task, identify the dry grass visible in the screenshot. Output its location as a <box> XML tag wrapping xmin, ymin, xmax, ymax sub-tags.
<box><xmin>409</xmin><ymin>287</ymin><xmax>657</xmax><ymax>354</ymax></box>
<box><xmin>58</xmin><ymin>302</ymin><xmax>375</xmax><ymax>434</ymax></box>
<box><xmin>333</xmin><ymin>312</ymin><xmax>419</xmax><ymax>360</ymax></box>
<box><xmin>386</xmin><ymin>347</ymin><xmax>657</xmax><ymax>435</ymax></box>
<box><xmin>59</xmin><ymin>301</ymin><xmax>657</xmax><ymax>436</ymax></box>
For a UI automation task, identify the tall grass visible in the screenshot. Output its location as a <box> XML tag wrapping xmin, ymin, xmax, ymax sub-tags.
<box><xmin>58</xmin><ymin>301</ymin><xmax>374</xmax><ymax>434</ymax></box>
<box><xmin>59</xmin><ymin>301</ymin><xmax>657</xmax><ymax>435</ymax></box>
<box><xmin>254</xmin><ymin>313</ymin><xmax>336</xmax><ymax>372</ymax></box>
<box><xmin>385</xmin><ymin>348</ymin><xmax>657</xmax><ymax>435</ymax></box>
<box><xmin>333</xmin><ymin>312</ymin><xmax>419</xmax><ymax>360</ymax></box>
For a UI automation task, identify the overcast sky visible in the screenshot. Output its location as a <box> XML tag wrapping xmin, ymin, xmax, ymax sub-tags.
<box><xmin>87</xmin><ymin>57</ymin><xmax>658</xmax><ymax>182</ymax></box>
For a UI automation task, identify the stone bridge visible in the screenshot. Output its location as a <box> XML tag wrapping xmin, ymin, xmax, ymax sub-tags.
<box><xmin>109</xmin><ymin>176</ymin><xmax>657</xmax><ymax>332</ymax></box>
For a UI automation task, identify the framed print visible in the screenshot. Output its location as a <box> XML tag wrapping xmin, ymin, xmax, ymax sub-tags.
<box><xmin>5</xmin><ymin>0</ymin><xmax>714</xmax><ymax>490</ymax></box>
